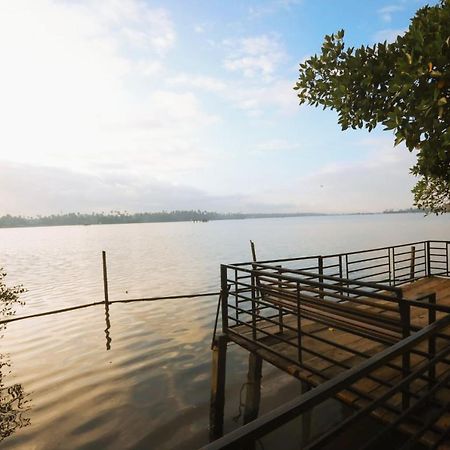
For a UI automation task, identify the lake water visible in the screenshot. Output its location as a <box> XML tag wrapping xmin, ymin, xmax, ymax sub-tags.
<box><xmin>0</xmin><ymin>214</ymin><xmax>449</xmax><ymax>449</ymax></box>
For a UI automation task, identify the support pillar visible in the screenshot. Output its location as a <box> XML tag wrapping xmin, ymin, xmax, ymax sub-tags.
<box><xmin>243</xmin><ymin>352</ymin><xmax>263</xmax><ymax>424</ymax></box>
<box><xmin>209</xmin><ymin>334</ymin><xmax>228</xmax><ymax>442</ymax></box>
<box><xmin>301</xmin><ymin>381</ymin><xmax>312</xmax><ymax>446</ymax></box>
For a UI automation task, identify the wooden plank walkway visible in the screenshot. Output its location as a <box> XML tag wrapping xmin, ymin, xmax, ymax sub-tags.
<box><xmin>227</xmin><ymin>276</ymin><xmax>450</xmax><ymax>448</ymax></box>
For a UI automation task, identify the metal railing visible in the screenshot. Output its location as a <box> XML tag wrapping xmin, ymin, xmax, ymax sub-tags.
<box><xmin>210</xmin><ymin>240</ymin><xmax>450</xmax><ymax>449</ymax></box>
<box><xmin>204</xmin><ymin>314</ymin><xmax>450</xmax><ymax>449</ymax></box>
<box><xmin>229</xmin><ymin>240</ymin><xmax>450</xmax><ymax>288</ymax></box>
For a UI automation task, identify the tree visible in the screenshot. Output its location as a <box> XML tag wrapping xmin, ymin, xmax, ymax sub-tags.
<box><xmin>294</xmin><ymin>0</ymin><xmax>450</xmax><ymax>213</ymax></box>
<box><xmin>0</xmin><ymin>270</ymin><xmax>28</xmax><ymax>441</ymax></box>
<box><xmin>0</xmin><ymin>270</ymin><xmax>25</xmax><ymax>325</ymax></box>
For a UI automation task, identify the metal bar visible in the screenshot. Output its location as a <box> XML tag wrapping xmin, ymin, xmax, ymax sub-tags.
<box><xmin>428</xmin><ymin>293</ymin><xmax>437</xmax><ymax>389</ymax></box>
<box><xmin>202</xmin><ymin>315</ymin><xmax>450</xmax><ymax>450</ymax></box>
<box><xmin>221</xmin><ymin>265</ymin><xmax>229</xmax><ymax>334</ymax></box>
<box><xmin>251</xmin><ymin>273</ymin><xmax>257</xmax><ymax>341</ymax></box>
<box><xmin>360</xmin><ymin>370</ymin><xmax>450</xmax><ymax>450</ymax></box>
<box><xmin>388</xmin><ymin>247</ymin><xmax>393</xmax><ymax>286</ymax></box>
<box><xmin>306</xmin><ymin>345</ymin><xmax>450</xmax><ymax>450</ymax></box>
<box><xmin>296</xmin><ymin>281</ymin><xmax>302</xmax><ymax>363</ymax></box>
<box><xmin>393</xmin><ymin>246</ymin><xmax>397</xmax><ymax>286</ymax></box>
<box><xmin>277</xmin><ymin>265</ymin><xmax>283</xmax><ymax>334</ymax></box>
<box><xmin>410</xmin><ymin>246</ymin><xmax>416</xmax><ymax>282</ymax></box>
<box><xmin>347</xmin><ymin>261</ymin><xmax>390</xmax><ymax>274</ymax></box>
<box><xmin>347</xmin><ymin>254</ymin><xmax>389</xmax><ymax>265</ymax></box>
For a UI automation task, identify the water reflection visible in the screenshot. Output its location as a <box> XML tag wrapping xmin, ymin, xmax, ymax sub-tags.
<box><xmin>104</xmin><ymin>302</ymin><xmax>112</xmax><ymax>351</ymax></box>
<box><xmin>0</xmin><ymin>342</ymin><xmax>30</xmax><ymax>441</ymax></box>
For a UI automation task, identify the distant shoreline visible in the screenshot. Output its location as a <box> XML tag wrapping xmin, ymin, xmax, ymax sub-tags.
<box><xmin>0</xmin><ymin>209</ymin><xmax>427</xmax><ymax>229</ymax></box>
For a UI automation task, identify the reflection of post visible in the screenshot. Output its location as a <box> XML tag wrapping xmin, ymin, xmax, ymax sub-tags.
<box><xmin>102</xmin><ymin>251</ymin><xmax>112</xmax><ymax>351</ymax></box>
<box><xmin>104</xmin><ymin>302</ymin><xmax>112</xmax><ymax>351</ymax></box>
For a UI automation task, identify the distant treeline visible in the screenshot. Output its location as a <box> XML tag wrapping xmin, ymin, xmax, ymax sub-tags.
<box><xmin>0</xmin><ymin>210</ymin><xmax>325</xmax><ymax>228</ymax></box>
<box><xmin>382</xmin><ymin>208</ymin><xmax>425</xmax><ymax>214</ymax></box>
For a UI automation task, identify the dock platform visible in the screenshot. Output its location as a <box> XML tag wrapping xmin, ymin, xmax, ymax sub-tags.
<box><xmin>207</xmin><ymin>240</ymin><xmax>450</xmax><ymax>450</ymax></box>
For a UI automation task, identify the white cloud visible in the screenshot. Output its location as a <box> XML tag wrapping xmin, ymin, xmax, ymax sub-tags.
<box><xmin>74</xmin><ymin>0</ymin><xmax>176</xmax><ymax>55</ymax></box>
<box><xmin>373</xmin><ymin>28</ymin><xmax>405</xmax><ymax>43</ymax></box>
<box><xmin>167</xmin><ymin>74</ymin><xmax>226</xmax><ymax>92</ymax></box>
<box><xmin>0</xmin><ymin>1</ymin><xmax>217</xmax><ymax>182</ymax></box>
<box><xmin>226</xmin><ymin>79</ymin><xmax>298</xmax><ymax>116</ymax></box>
<box><xmin>378</xmin><ymin>4</ymin><xmax>404</xmax><ymax>22</ymax></box>
<box><xmin>0</xmin><ymin>161</ymin><xmax>289</xmax><ymax>215</ymax></box>
<box><xmin>249</xmin><ymin>0</ymin><xmax>302</xmax><ymax>18</ymax></box>
<box><xmin>223</xmin><ymin>35</ymin><xmax>286</xmax><ymax>80</ymax></box>
<box><xmin>255</xmin><ymin>139</ymin><xmax>301</xmax><ymax>152</ymax></box>
<box><xmin>289</xmin><ymin>138</ymin><xmax>418</xmax><ymax>213</ymax></box>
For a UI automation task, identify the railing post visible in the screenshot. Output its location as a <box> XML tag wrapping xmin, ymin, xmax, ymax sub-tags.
<box><xmin>345</xmin><ymin>254</ymin><xmax>350</xmax><ymax>297</ymax></box>
<box><xmin>251</xmin><ymin>272</ymin><xmax>257</xmax><ymax>341</ymax></box>
<box><xmin>296</xmin><ymin>281</ymin><xmax>302</xmax><ymax>364</ymax></box>
<box><xmin>392</xmin><ymin>247</ymin><xmax>397</xmax><ymax>286</ymax></box>
<box><xmin>446</xmin><ymin>241</ymin><xmax>449</xmax><ymax>276</ymax></box>
<box><xmin>318</xmin><ymin>256</ymin><xmax>324</xmax><ymax>300</ymax></box>
<box><xmin>234</xmin><ymin>269</ymin><xmax>239</xmax><ymax>325</ymax></box>
<box><xmin>388</xmin><ymin>247</ymin><xmax>393</xmax><ymax>286</ymax></box>
<box><xmin>276</xmin><ymin>265</ymin><xmax>284</xmax><ymax>334</ymax></box>
<box><xmin>428</xmin><ymin>293</ymin><xmax>437</xmax><ymax>389</ymax></box>
<box><xmin>409</xmin><ymin>246</ymin><xmax>416</xmax><ymax>282</ymax></box>
<box><xmin>220</xmin><ymin>265</ymin><xmax>229</xmax><ymax>334</ymax></box>
<box><xmin>426</xmin><ymin>241</ymin><xmax>431</xmax><ymax>276</ymax></box>
<box><xmin>398</xmin><ymin>292</ymin><xmax>411</xmax><ymax>410</ymax></box>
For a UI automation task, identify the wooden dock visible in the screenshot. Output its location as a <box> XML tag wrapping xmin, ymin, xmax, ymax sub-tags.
<box><xmin>207</xmin><ymin>240</ymin><xmax>450</xmax><ymax>450</ymax></box>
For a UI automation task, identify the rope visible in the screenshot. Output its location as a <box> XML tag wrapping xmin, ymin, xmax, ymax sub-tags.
<box><xmin>0</xmin><ymin>291</ymin><xmax>220</xmax><ymax>325</ymax></box>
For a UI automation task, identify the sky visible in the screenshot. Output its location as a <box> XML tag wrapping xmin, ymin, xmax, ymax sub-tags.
<box><xmin>0</xmin><ymin>0</ymin><xmax>436</xmax><ymax>215</ymax></box>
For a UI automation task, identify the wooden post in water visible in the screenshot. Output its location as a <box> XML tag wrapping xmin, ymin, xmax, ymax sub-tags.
<box><xmin>243</xmin><ymin>352</ymin><xmax>263</xmax><ymax>425</ymax></box>
<box><xmin>209</xmin><ymin>334</ymin><xmax>228</xmax><ymax>441</ymax></box>
<box><xmin>250</xmin><ymin>240</ymin><xmax>257</xmax><ymax>262</ymax></box>
<box><xmin>102</xmin><ymin>250</ymin><xmax>109</xmax><ymax>306</ymax></box>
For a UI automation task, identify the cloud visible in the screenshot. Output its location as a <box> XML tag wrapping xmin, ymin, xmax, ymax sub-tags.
<box><xmin>73</xmin><ymin>0</ymin><xmax>176</xmax><ymax>55</ymax></box>
<box><xmin>249</xmin><ymin>0</ymin><xmax>302</xmax><ymax>18</ymax></box>
<box><xmin>373</xmin><ymin>28</ymin><xmax>405</xmax><ymax>43</ymax></box>
<box><xmin>378</xmin><ymin>4</ymin><xmax>404</xmax><ymax>22</ymax></box>
<box><xmin>223</xmin><ymin>34</ymin><xmax>287</xmax><ymax>80</ymax></box>
<box><xmin>255</xmin><ymin>139</ymin><xmax>301</xmax><ymax>152</ymax></box>
<box><xmin>166</xmin><ymin>74</ymin><xmax>226</xmax><ymax>92</ymax></box>
<box><xmin>225</xmin><ymin>79</ymin><xmax>298</xmax><ymax>116</ymax></box>
<box><xmin>0</xmin><ymin>1</ymin><xmax>217</xmax><ymax>181</ymax></box>
<box><xmin>289</xmin><ymin>138</ymin><xmax>418</xmax><ymax>213</ymax></box>
<box><xmin>0</xmin><ymin>161</ymin><xmax>294</xmax><ymax>215</ymax></box>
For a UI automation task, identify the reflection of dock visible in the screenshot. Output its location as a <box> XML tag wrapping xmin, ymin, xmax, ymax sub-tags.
<box><xmin>207</xmin><ymin>240</ymin><xmax>450</xmax><ymax>449</ymax></box>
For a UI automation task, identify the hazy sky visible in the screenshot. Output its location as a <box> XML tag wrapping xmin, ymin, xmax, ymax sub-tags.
<box><xmin>0</xmin><ymin>0</ymin><xmax>434</xmax><ymax>215</ymax></box>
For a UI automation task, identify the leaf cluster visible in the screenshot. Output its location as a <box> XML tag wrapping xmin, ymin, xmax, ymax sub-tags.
<box><xmin>0</xmin><ymin>270</ymin><xmax>25</xmax><ymax>326</ymax></box>
<box><xmin>295</xmin><ymin>1</ymin><xmax>450</xmax><ymax>213</ymax></box>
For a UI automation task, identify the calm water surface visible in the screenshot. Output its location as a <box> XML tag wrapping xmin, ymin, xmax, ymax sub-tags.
<box><xmin>0</xmin><ymin>214</ymin><xmax>449</xmax><ymax>449</ymax></box>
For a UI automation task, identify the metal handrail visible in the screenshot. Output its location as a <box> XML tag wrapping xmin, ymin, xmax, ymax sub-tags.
<box><xmin>203</xmin><ymin>314</ymin><xmax>450</xmax><ymax>450</ymax></box>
